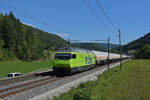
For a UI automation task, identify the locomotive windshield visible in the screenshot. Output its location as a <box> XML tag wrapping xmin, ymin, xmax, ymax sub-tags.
<box><xmin>55</xmin><ymin>53</ymin><xmax>71</xmax><ymax>60</ymax></box>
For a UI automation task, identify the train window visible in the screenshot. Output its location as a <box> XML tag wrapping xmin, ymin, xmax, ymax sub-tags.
<box><xmin>72</xmin><ymin>54</ymin><xmax>76</xmax><ymax>59</ymax></box>
<box><xmin>7</xmin><ymin>74</ymin><xmax>13</xmax><ymax>77</ymax></box>
<box><xmin>15</xmin><ymin>74</ymin><xmax>20</xmax><ymax>76</ymax></box>
<box><xmin>7</xmin><ymin>73</ymin><xmax>22</xmax><ymax>77</ymax></box>
<box><xmin>55</xmin><ymin>53</ymin><xmax>71</xmax><ymax>60</ymax></box>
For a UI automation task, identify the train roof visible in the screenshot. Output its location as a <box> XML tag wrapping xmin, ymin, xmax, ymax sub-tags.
<box><xmin>56</xmin><ymin>47</ymin><xmax>92</xmax><ymax>53</ymax></box>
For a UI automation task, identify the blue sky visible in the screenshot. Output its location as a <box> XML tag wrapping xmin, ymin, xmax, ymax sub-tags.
<box><xmin>0</xmin><ymin>0</ymin><xmax>150</xmax><ymax>44</ymax></box>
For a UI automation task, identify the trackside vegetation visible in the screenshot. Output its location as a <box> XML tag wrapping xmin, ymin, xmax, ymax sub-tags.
<box><xmin>0</xmin><ymin>60</ymin><xmax>53</xmax><ymax>78</ymax></box>
<box><xmin>135</xmin><ymin>44</ymin><xmax>150</xmax><ymax>59</ymax></box>
<box><xmin>51</xmin><ymin>60</ymin><xmax>150</xmax><ymax>100</ymax></box>
<box><xmin>122</xmin><ymin>32</ymin><xmax>150</xmax><ymax>53</ymax></box>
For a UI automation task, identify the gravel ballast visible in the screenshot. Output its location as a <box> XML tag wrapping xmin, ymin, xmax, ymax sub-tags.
<box><xmin>30</xmin><ymin>61</ymin><xmax>127</xmax><ymax>100</ymax></box>
<box><xmin>0</xmin><ymin>61</ymin><xmax>128</xmax><ymax>100</ymax></box>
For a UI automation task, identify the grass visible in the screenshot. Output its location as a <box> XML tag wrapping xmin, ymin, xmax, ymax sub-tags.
<box><xmin>51</xmin><ymin>60</ymin><xmax>150</xmax><ymax>100</ymax></box>
<box><xmin>0</xmin><ymin>60</ymin><xmax>53</xmax><ymax>78</ymax></box>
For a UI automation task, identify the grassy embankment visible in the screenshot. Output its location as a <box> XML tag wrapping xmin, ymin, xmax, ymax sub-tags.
<box><xmin>51</xmin><ymin>60</ymin><xmax>150</xmax><ymax>100</ymax></box>
<box><xmin>0</xmin><ymin>60</ymin><xmax>53</xmax><ymax>78</ymax></box>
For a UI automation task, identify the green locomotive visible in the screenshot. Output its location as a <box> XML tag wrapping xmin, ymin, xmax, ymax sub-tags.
<box><xmin>53</xmin><ymin>48</ymin><xmax>96</xmax><ymax>73</ymax></box>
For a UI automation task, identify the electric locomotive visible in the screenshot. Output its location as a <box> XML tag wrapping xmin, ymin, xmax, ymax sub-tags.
<box><xmin>53</xmin><ymin>47</ymin><xmax>130</xmax><ymax>74</ymax></box>
<box><xmin>53</xmin><ymin>47</ymin><xmax>96</xmax><ymax>73</ymax></box>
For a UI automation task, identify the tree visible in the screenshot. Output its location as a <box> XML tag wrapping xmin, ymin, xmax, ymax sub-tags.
<box><xmin>0</xmin><ymin>38</ymin><xmax>4</xmax><ymax>60</ymax></box>
<box><xmin>0</xmin><ymin>12</ymin><xmax>67</xmax><ymax>61</ymax></box>
<box><xmin>136</xmin><ymin>44</ymin><xmax>150</xmax><ymax>59</ymax></box>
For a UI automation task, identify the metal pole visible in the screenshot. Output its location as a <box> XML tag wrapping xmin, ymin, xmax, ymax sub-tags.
<box><xmin>68</xmin><ymin>38</ymin><xmax>70</xmax><ymax>48</ymax></box>
<box><xmin>118</xmin><ymin>29</ymin><xmax>122</xmax><ymax>70</ymax></box>
<box><xmin>108</xmin><ymin>37</ymin><xmax>110</xmax><ymax>70</ymax></box>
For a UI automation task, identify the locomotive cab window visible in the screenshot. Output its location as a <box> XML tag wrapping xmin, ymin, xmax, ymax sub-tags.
<box><xmin>72</xmin><ymin>54</ymin><xmax>76</xmax><ymax>59</ymax></box>
<box><xmin>55</xmin><ymin>53</ymin><xmax>71</xmax><ymax>60</ymax></box>
<box><xmin>15</xmin><ymin>74</ymin><xmax>20</xmax><ymax>76</ymax></box>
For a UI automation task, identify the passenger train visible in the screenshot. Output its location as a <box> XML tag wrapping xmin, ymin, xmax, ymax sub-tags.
<box><xmin>53</xmin><ymin>47</ymin><xmax>130</xmax><ymax>74</ymax></box>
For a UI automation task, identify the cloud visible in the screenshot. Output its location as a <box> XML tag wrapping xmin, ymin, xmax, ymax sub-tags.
<box><xmin>22</xmin><ymin>22</ymin><xmax>36</xmax><ymax>28</ymax></box>
<box><xmin>55</xmin><ymin>33</ymin><xmax>69</xmax><ymax>37</ymax></box>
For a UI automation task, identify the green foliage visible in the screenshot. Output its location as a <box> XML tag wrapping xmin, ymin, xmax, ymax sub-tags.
<box><xmin>0</xmin><ymin>12</ymin><xmax>67</xmax><ymax>61</ymax></box>
<box><xmin>72</xmin><ymin>43</ymin><xmax>119</xmax><ymax>52</ymax></box>
<box><xmin>71</xmin><ymin>43</ymin><xmax>106</xmax><ymax>51</ymax></box>
<box><xmin>73</xmin><ymin>87</ymin><xmax>91</xmax><ymax>100</ymax></box>
<box><xmin>99</xmin><ymin>43</ymin><xmax>119</xmax><ymax>49</ymax></box>
<box><xmin>73</xmin><ymin>82</ymin><xmax>99</xmax><ymax>100</ymax></box>
<box><xmin>51</xmin><ymin>60</ymin><xmax>150</xmax><ymax>100</ymax></box>
<box><xmin>118</xmin><ymin>32</ymin><xmax>150</xmax><ymax>54</ymax></box>
<box><xmin>135</xmin><ymin>44</ymin><xmax>150</xmax><ymax>59</ymax></box>
<box><xmin>37</xmin><ymin>30</ymin><xmax>67</xmax><ymax>49</ymax></box>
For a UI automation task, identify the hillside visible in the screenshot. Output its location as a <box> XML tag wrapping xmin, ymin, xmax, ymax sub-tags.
<box><xmin>122</xmin><ymin>32</ymin><xmax>150</xmax><ymax>53</ymax></box>
<box><xmin>112</xmin><ymin>32</ymin><xmax>150</xmax><ymax>55</ymax></box>
<box><xmin>23</xmin><ymin>25</ymin><xmax>67</xmax><ymax>49</ymax></box>
<box><xmin>0</xmin><ymin>12</ymin><xmax>67</xmax><ymax>61</ymax></box>
<box><xmin>99</xmin><ymin>43</ymin><xmax>119</xmax><ymax>49</ymax></box>
<box><xmin>124</xmin><ymin>33</ymin><xmax>150</xmax><ymax>50</ymax></box>
<box><xmin>71</xmin><ymin>43</ymin><xmax>106</xmax><ymax>51</ymax></box>
<box><xmin>72</xmin><ymin>43</ymin><xmax>119</xmax><ymax>52</ymax></box>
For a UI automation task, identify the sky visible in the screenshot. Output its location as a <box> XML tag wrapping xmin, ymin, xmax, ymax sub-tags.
<box><xmin>0</xmin><ymin>0</ymin><xmax>150</xmax><ymax>44</ymax></box>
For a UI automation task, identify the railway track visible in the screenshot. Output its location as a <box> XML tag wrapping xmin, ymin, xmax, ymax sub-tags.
<box><xmin>0</xmin><ymin>69</ymin><xmax>55</xmax><ymax>87</ymax></box>
<box><xmin>0</xmin><ymin>68</ymin><xmax>71</xmax><ymax>99</ymax></box>
<box><xmin>0</xmin><ymin>74</ymin><xmax>36</xmax><ymax>86</ymax></box>
<box><xmin>0</xmin><ymin>60</ymin><xmax>129</xmax><ymax>99</ymax></box>
<box><xmin>0</xmin><ymin>75</ymin><xmax>67</xmax><ymax>99</ymax></box>
<box><xmin>0</xmin><ymin>65</ymin><xmax>109</xmax><ymax>99</ymax></box>
<box><xmin>0</xmin><ymin>69</ymin><xmax>59</xmax><ymax>99</ymax></box>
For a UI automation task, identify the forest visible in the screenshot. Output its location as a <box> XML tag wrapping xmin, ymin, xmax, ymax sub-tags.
<box><xmin>135</xmin><ymin>44</ymin><xmax>150</xmax><ymax>59</ymax></box>
<box><xmin>1</xmin><ymin>12</ymin><xmax>149</xmax><ymax>61</ymax></box>
<box><xmin>112</xmin><ymin>32</ymin><xmax>150</xmax><ymax>58</ymax></box>
<box><xmin>71</xmin><ymin>43</ymin><xmax>119</xmax><ymax>52</ymax></box>
<box><xmin>0</xmin><ymin>12</ymin><xmax>67</xmax><ymax>61</ymax></box>
<box><xmin>122</xmin><ymin>32</ymin><xmax>150</xmax><ymax>52</ymax></box>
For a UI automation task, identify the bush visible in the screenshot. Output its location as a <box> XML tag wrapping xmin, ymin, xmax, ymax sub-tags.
<box><xmin>73</xmin><ymin>82</ymin><xmax>94</xmax><ymax>100</ymax></box>
<box><xmin>136</xmin><ymin>44</ymin><xmax>150</xmax><ymax>59</ymax></box>
<box><xmin>73</xmin><ymin>88</ymin><xmax>91</xmax><ymax>100</ymax></box>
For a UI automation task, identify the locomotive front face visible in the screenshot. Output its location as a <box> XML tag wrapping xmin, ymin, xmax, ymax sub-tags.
<box><xmin>53</xmin><ymin>53</ymin><xmax>71</xmax><ymax>68</ymax></box>
<box><xmin>53</xmin><ymin>50</ymin><xmax>96</xmax><ymax>73</ymax></box>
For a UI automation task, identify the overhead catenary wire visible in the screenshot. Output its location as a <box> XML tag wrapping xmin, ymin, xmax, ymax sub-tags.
<box><xmin>91</xmin><ymin>40</ymin><xmax>107</xmax><ymax>42</ymax></box>
<box><xmin>0</xmin><ymin>0</ymin><xmax>119</xmax><ymax>42</ymax></box>
<box><xmin>70</xmin><ymin>39</ymin><xmax>108</xmax><ymax>43</ymax></box>
<box><xmin>94</xmin><ymin>0</ymin><xmax>123</xmax><ymax>69</ymax></box>
<box><xmin>0</xmin><ymin>0</ymin><xmax>69</xmax><ymax>34</ymax></box>
<box><xmin>95</xmin><ymin>0</ymin><xmax>118</xmax><ymax>30</ymax></box>
<box><xmin>0</xmin><ymin>4</ymin><xmax>31</xmax><ymax>20</ymax></box>
<box><xmin>81</xmin><ymin>0</ymin><xmax>115</xmax><ymax>34</ymax></box>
